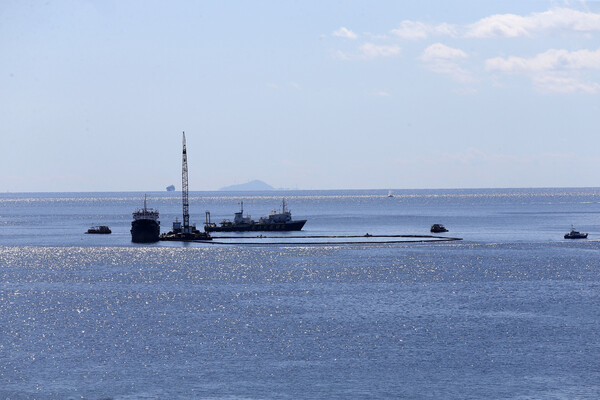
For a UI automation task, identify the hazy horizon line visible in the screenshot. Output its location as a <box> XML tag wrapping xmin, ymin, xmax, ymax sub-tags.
<box><xmin>2</xmin><ymin>185</ymin><xmax>599</xmax><ymax>195</ymax></box>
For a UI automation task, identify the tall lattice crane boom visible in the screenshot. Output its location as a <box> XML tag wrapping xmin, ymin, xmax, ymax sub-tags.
<box><xmin>182</xmin><ymin>131</ymin><xmax>190</xmax><ymax>231</ymax></box>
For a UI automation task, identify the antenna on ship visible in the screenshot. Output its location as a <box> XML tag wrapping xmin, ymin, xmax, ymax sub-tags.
<box><xmin>182</xmin><ymin>131</ymin><xmax>190</xmax><ymax>233</ymax></box>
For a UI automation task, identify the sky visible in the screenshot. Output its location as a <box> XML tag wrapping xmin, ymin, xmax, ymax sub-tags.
<box><xmin>1</xmin><ymin>0</ymin><xmax>600</xmax><ymax>192</ymax></box>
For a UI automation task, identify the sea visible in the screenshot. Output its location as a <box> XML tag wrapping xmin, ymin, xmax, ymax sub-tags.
<box><xmin>0</xmin><ymin>188</ymin><xmax>599</xmax><ymax>399</ymax></box>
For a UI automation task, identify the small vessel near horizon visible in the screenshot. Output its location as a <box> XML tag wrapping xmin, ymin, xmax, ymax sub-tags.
<box><xmin>86</xmin><ymin>225</ymin><xmax>111</xmax><ymax>234</ymax></box>
<box><xmin>388</xmin><ymin>190</ymin><xmax>393</xmax><ymax>197</ymax></box>
<box><xmin>430</xmin><ymin>224</ymin><xmax>448</xmax><ymax>233</ymax></box>
<box><xmin>205</xmin><ymin>199</ymin><xmax>307</xmax><ymax>232</ymax></box>
<box><xmin>564</xmin><ymin>225</ymin><xmax>588</xmax><ymax>239</ymax></box>
<box><xmin>166</xmin><ymin>184</ymin><xmax>175</xmax><ymax>192</ymax></box>
<box><xmin>131</xmin><ymin>196</ymin><xmax>160</xmax><ymax>243</ymax></box>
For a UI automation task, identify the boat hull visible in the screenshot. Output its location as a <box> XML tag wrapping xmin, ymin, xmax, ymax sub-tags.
<box><xmin>430</xmin><ymin>228</ymin><xmax>448</xmax><ymax>233</ymax></box>
<box><xmin>205</xmin><ymin>220</ymin><xmax>307</xmax><ymax>232</ymax></box>
<box><xmin>564</xmin><ymin>233</ymin><xmax>587</xmax><ymax>239</ymax></box>
<box><xmin>131</xmin><ymin>219</ymin><xmax>160</xmax><ymax>243</ymax></box>
<box><xmin>160</xmin><ymin>231</ymin><xmax>212</xmax><ymax>241</ymax></box>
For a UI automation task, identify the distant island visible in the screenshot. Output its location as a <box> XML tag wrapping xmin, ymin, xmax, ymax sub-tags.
<box><xmin>219</xmin><ymin>180</ymin><xmax>274</xmax><ymax>191</ymax></box>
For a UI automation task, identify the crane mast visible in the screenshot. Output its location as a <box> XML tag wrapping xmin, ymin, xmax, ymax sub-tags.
<box><xmin>162</xmin><ymin>131</ymin><xmax>212</xmax><ymax>241</ymax></box>
<box><xmin>182</xmin><ymin>131</ymin><xmax>190</xmax><ymax>232</ymax></box>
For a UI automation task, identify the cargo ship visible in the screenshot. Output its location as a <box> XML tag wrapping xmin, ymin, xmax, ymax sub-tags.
<box><xmin>204</xmin><ymin>199</ymin><xmax>307</xmax><ymax>232</ymax></box>
<box><xmin>131</xmin><ymin>196</ymin><xmax>160</xmax><ymax>243</ymax></box>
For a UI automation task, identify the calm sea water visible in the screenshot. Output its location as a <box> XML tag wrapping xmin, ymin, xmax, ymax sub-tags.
<box><xmin>1</xmin><ymin>188</ymin><xmax>599</xmax><ymax>399</ymax></box>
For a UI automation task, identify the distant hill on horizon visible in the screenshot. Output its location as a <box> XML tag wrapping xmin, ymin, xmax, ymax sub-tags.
<box><xmin>219</xmin><ymin>180</ymin><xmax>275</xmax><ymax>191</ymax></box>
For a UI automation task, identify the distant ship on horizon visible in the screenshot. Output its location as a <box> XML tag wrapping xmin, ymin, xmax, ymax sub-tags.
<box><xmin>166</xmin><ymin>184</ymin><xmax>175</xmax><ymax>192</ymax></box>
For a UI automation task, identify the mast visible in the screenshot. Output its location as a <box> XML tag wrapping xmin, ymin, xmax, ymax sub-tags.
<box><xmin>182</xmin><ymin>131</ymin><xmax>190</xmax><ymax>231</ymax></box>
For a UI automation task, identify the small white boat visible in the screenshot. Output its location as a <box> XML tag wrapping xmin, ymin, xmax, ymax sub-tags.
<box><xmin>387</xmin><ymin>190</ymin><xmax>393</xmax><ymax>198</ymax></box>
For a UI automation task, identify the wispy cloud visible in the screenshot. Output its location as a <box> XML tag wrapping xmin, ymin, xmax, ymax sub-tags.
<box><xmin>333</xmin><ymin>27</ymin><xmax>358</xmax><ymax>39</ymax></box>
<box><xmin>532</xmin><ymin>75</ymin><xmax>600</xmax><ymax>94</ymax></box>
<box><xmin>420</xmin><ymin>43</ymin><xmax>474</xmax><ymax>83</ymax></box>
<box><xmin>334</xmin><ymin>7</ymin><xmax>600</xmax><ymax>43</ymax></box>
<box><xmin>485</xmin><ymin>48</ymin><xmax>600</xmax><ymax>73</ymax></box>
<box><xmin>486</xmin><ymin>48</ymin><xmax>600</xmax><ymax>93</ymax></box>
<box><xmin>359</xmin><ymin>43</ymin><xmax>402</xmax><ymax>59</ymax></box>
<box><xmin>331</xmin><ymin>6</ymin><xmax>600</xmax><ymax>92</ymax></box>
<box><xmin>390</xmin><ymin>21</ymin><xmax>457</xmax><ymax>40</ymax></box>
<box><xmin>466</xmin><ymin>7</ymin><xmax>600</xmax><ymax>38</ymax></box>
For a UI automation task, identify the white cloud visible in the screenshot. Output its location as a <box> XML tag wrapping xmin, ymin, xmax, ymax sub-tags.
<box><xmin>420</xmin><ymin>43</ymin><xmax>474</xmax><ymax>83</ymax></box>
<box><xmin>391</xmin><ymin>21</ymin><xmax>457</xmax><ymax>40</ymax></box>
<box><xmin>532</xmin><ymin>74</ymin><xmax>600</xmax><ymax>94</ymax></box>
<box><xmin>421</xmin><ymin>43</ymin><xmax>468</xmax><ymax>62</ymax></box>
<box><xmin>485</xmin><ymin>48</ymin><xmax>600</xmax><ymax>73</ymax></box>
<box><xmin>334</xmin><ymin>44</ymin><xmax>401</xmax><ymax>61</ymax></box>
<box><xmin>466</xmin><ymin>7</ymin><xmax>600</xmax><ymax>38</ymax></box>
<box><xmin>486</xmin><ymin>48</ymin><xmax>600</xmax><ymax>93</ymax></box>
<box><xmin>333</xmin><ymin>27</ymin><xmax>358</xmax><ymax>39</ymax></box>
<box><xmin>332</xmin><ymin>7</ymin><xmax>600</xmax><ymax>92</ymax></box>
<box><xmin>359</xmin><ymin>43</ymin><xmax>401</xmax><ymax>59</ymax></box>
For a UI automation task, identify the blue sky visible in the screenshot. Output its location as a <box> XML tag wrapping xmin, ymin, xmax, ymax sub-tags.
<box><xmin>1</xmin><ymin>0</ymin><xmax>599</xmax><ymax>192</ymax></box>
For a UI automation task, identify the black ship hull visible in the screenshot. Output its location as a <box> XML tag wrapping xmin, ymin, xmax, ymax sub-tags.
<box><xmin>205</xmin><ymin>220</ymin><xmax>307</xmax><ymax>232</ymax></box>
<box><xmin>131</xmin><ymin>219</ymin><xmax>160</xmax><ymax>243</ymax></box>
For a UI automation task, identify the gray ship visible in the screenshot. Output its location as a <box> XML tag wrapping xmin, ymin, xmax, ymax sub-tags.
<box><xmin>205</xmin><ymin>199</ymin><xmax>307</xmax><ymax>232</ymax></box>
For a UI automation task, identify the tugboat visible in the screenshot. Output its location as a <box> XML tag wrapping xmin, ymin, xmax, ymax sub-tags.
<box><xmin>430</xmin><ymin>224</ymin><xmax>448</xmax><ymax>233</ymax></box>
<box><xmin>131</xmin><ymin>196</ymin><xmax>160</xmax><ymax>243</ymax></box>
<box><xmin>86</xmin><ymin>225</ymin><xmax>111</xmax><ymax>234</ymax></box>
<box><xmin>205</xmin><ymin>199</ymin><xmax>307</xmax><ymax>232</ymax></box>
<box><xmin>564</xmin><ymin>225</ymin><xmax>588</xmax><ymax>239</ymax></box>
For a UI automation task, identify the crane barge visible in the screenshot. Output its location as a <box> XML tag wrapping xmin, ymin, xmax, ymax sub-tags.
<box><xmin>160</xmin><ymin>131</ymin><xmax>211</xmax><ymax>241</ymax></box>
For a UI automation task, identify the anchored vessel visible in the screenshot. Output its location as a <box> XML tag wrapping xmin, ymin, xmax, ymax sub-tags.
<box><xmin>430</xmin><ymin>224</ymin><xmax>448</xmax><ymax>233</ymax></box>
<box><xmin>205</xmin><ymin>199</ymin><xmax>307</xmax><ymax>232</ymax></box>
<box><xmin>131</xmin><ymin>196</ymin><xmax>160</xmax><ymax>243</ymax></box>
<box><xmin>564</xmin><ymin>226</ymin><xmax>588</xmax><ymax>239</ymax></box>
<box><xmin>86</xmin><ymin>225</ymin><xmax>111</xmax><ymax>234</ymax></box>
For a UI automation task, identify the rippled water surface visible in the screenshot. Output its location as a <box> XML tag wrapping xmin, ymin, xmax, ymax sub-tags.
<box><xmin>1</xmin><ymin>189</ymin><xmax>599</xmax><ymax>399</ymax></box>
